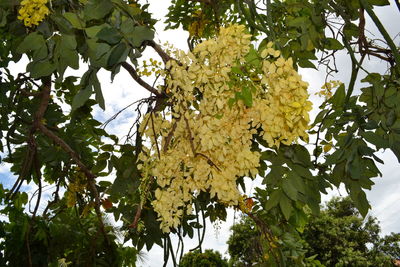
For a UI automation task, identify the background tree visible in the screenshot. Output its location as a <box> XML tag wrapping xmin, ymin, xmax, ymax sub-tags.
<box><xmin>227</xmin><ymin>197</ymin><xmax>400</xmax><ymax>267</ymax></box>
<box><xmin>1</xmin><ymin>0</ymin><xmax>400</xmax><ymax>266</ymax></box>
<box><xmin>178</xmin><ymin>249</ymin><xmax>228</xmax><ymax>267</ymax></box>
<box><xmin>302</xmin><ymin>197</ymin><xmax>398</xmax><ymax>266</ymax></box>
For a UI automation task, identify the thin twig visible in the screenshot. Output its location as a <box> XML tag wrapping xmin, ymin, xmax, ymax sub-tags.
<box><xmin>163</xmin><ymin>121</ymin><xmax>178</xmax><ymax>152</ymax></box>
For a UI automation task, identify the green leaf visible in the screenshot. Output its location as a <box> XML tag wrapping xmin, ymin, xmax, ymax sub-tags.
<box><xmin>351</xmin><ymin>190</ymin><xmax>370</xmax><ymax>217</ymax></box>
<box><xmin>92</xmin><ymin>160</ymin><xmax>107</xmax><ymax>173</ymax></box>
<box><xmin>27</xmin><ymin>60</ymin><xmax>56</xmax><ymax>78</ymax></box>
<box><xmin>108</xmin><ymin>42</ymin><xmax>128</xmax><ymax>67</ymax></box>
<box><xmin>323</xmin><ymin>38</ymin><xmax>344</xmax><ymax>50</ymax></box>
<box><xmin>288</xmin><ymin>173</ymin><xmax>306</xmax><ymax>194</ymax></box>
<box><xmin>126</xmin><ymin>26</ymin><xmax>155</xmax><ymax>47</ymax></box>
<box><xmin>64</xmin><ymin>12</ymin><xmax>85</xmax><ymax>29</ymax></box>
<box><xmin>282</xmin><ymin>178</ymin><xmax>298</xmax><ymax>201</ymax></box>
<box><xmin>101</xmin><ymin>144</ymin><xmax>114</xmax><ymax>151</ymax></box>
<box><xmin>96</xmin><ymin>27</ymin><xmax>122</xmax><ymax>45</ymax></box>
<box><xmin>64</xmin><ymin>49</ymin><xmax>80</xmax><ymax>70</ymax></box>
<box><xmin>241</xmin><ymin>86</ymin><xmax>253</xmax><ymax>107</ymax></box>
<box><xmin>344</xmin><ymin>23</ymin><xmax>359</xmax><ymax>38</ymax></box>
<box><xmin>72</xmin><ymin>86</ymin><xmax>92</xmax><ymax>111</ymax></box>
<box><xmin>244</xmin><ymin>45</ymin><xmax>260</xmax><ymax>67</ymax></box>
<box><xmin>16</xmin><ymin>32</ymin><xmax>45</xmax><ymax>54</ymax></box>
<box><xmin>265</xmin><ymin>190</ymin><xmax>281</xmax><ymax>210</ymax></box>
<box><xmin>298</xmin><ymin>59</ymin><xmax>316</xmax><ymax>69</ymax></box>
<box><xmin>62</xmin><ymin>35</ymin><xmax>77</xmax><ymax>50</ymax></box>
<box><xmin>91</xmin><ymin>73</ymin><xmax>105</xmax><ymax>110</ymax></box>
<box><xmin>330</xmin><ymin>83</ymin><xmax>345</xmax><ymax>109</ymax></box>
<box><xmin>348</xmin><ymin>156</ymin><xmax>361</xmax><ymax>179</ymax></box>
<box><xmin>361</xmin><ymin>131</ymin><xmax>389</xmax><ymax>149</ymax></box>
<box><xmin>84</xmin><ymin>0</ymin><xmax>114</xmax><ymax>21</ymax></box>
<box><xmin>85</xmin><ymin>25</ymin><xmax>105</xmax><ymax>38</ymax></box>
<box><xmin>279</xmin><ymin>194</ymin><xmax>293</xmax><ymax>220</ymax></box>
<box><xmin>368</xmin><ymin>0</ymin><xmax>390</xmax><ymax>6</ymax></box>
<box><xmin>391</xmin><ymin>141</ymin><xmax>400</xmax><ymax>163</ymax></box>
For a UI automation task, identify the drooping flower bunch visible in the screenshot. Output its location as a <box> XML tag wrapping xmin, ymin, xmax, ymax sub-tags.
<box><xmin>316</xmin><ymin>80</ymin><xmax>342</xmax><ymax>100</ymax></box>
<box><xmin>139</xmin><ymin>25</ymin><xmax>312</xmax><ymax>232</ymax></box>
<box><xmin>18</xmin><ymin>0</ymin><xmax>50</xmax><ymax>27</ymax></box>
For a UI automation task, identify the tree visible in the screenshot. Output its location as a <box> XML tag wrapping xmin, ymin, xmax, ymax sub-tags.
<box><xmin>227</xmin><ymin>197</ymin><xmax>400</xmax><ymax>266</ymax></box>
<box><xmin>303</xmin><ymin>197</ymin><xmax>400</xmax><ymax>266</ymax></box>
<box><xmin>179</xmin><ymin>249</ymin><xmax>228</xmax><ymax>267</ymax></box>
<box><xmin>1</xmin><ymin>0</ymin><xmax>400</xmax><ymax>266</ymax></box>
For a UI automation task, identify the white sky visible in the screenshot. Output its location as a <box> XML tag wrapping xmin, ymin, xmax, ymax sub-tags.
<box><xmin>0</xmin><ymin>1</ymin><xmax>399</xmax><ymax>267</ymax></box>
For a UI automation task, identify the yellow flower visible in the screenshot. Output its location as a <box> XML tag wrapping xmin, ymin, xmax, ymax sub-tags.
<box><xmin>139</xmin><ymin>25</ymin><xmax>311</xmax><ymax>232</ymax></box>
<box><xmin>18</xmin><ymin>0</ymin><xmax>50</xmax><ymax>28</ymax></box>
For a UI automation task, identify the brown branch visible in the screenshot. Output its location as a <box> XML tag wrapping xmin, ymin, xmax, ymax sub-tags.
<box><xmin>38</xmin><ymin>125</ymin><xmax>94</xmax><ymax>178</ymax></box>
<box><xmin>184</xmin><ymin>117</ymin><xmax>197</xmax><ymax>155</ymax></box>
<box><xmin>183</xmin><ymin>116</ymin><xmax>221</xmax><ymax>171</ymax></box>
<box><xmin>150</xmin><ymin>112</ymin><xmax>161</xmax><ymax>159</ymax></box>
<box><xmin>31</xmin><ymin>155</ymin><xmax>42</xmax><ymax>218</ymax></box>
<box><xmin>129</xmin><ymin>176</ymin><xmax>155</xmax><ymax>229</ymax></box>
<box><xmin>130</xmin><ymin>205</ymin><xmax>142</xmax><ymax>229</ymax></box>
<box><xmin>37</xmin><ymin>123</ymin><xmax>111</xmax><ymax>247</ymax></box>
<box><xmin>163</xmin><ymin>121</ymin><xmax>178</xmax><ymax>152</ymax></box>
<box><xmin>6</xmin><ymin>77</ymin><xmax>51</xmax><ymax>200</ymax></box>
<box><xmin>121</xmin><ymin>62</ymin><xmax>161</xmax><ymax>96</ymax></box>
<box><xmin>146</xmin><ymin>40</ymin><xmax>174</xmax><ymax>64</ymax></box>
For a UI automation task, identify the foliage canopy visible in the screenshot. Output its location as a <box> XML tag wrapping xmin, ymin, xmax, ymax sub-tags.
<box><xmin>227</xmin><ymin>197</ymin><xmax>400</xmax><ymax>266</ymax></box>
<box><xmin>0</xmin><ymin>0</ymin><xmax>400</xmax><ymax>266</ymax></box>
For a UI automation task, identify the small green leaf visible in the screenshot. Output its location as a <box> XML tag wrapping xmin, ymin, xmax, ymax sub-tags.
<box><xmin>280</xmin><ymin>194</ymin><xmax>293</xmax><ymax>220</ymax></box>
<box><xmin>92</xmin><ymin>160</ymin><xmax>107</xmax><ymax>173</ymax></box>
<box><xmin>330</xmin><ymin>83</ymin><xmax>345</xmax><ymax>109</ymax></box>
<box><xmin>101</xmin><ymin>144</ymin><xmax>114</xmax><ymax>151</ymax></box>
<box><xmin>391</xmin><ymin>141</ymin><xmax>400</xmax><ymax>163</ymax></box>
<box><xmin>241</xmin><ymin>86</ymin><xmax>253</xmax><ymax>107</ymax></box>
<box><xmin>108</xmin><ymin>42</ymin><xmax>128</xmax><ymax>67</ymax></box>
<box><xmin>28</xmin><ymin>60</ymin><xmax>56</xmax><ymax>78</ymax></box>
<box><xmin>323</xmin><ymin>37</ymin><xmax>344</xmax><ymax>50</ymax></box>
<box><xmin>17</xmin><ymin>32</ymin><xmax>45</xmax><ymax>54</ymax></box>
<box><xmin>91</xmin><ymin>73</ymin><xmax>105</xmax><ymax>110</ymax></box>
<box><xmin>96</xmin><ymin>27</ymin><xmax>122</xmax><ymax>45</ymax></box>
<box><xmin>64</xmin><ymin>12</ymin><xmax>85</xmax><ymax>29</ymax></box>
<box><xmin>244</xmin><ymin>45</ymin><xmax>260</xmax><ymax>67</ymax></box>
<box><xmin>282</xmin><ymin>178</ymin><xmax>298</xmax><ymax>201</ymax></box>
<box><xmin>62</xmin><ymin>35</ymin><xmax>77</xmax><ymax>50</ymax></box>
<box><xmin>368</xmin><ymin>0</ymin><xmax>390</xmax><ymax>6</ymax></box>
<box><xmin>351</xmin><ymin>190</ymin><xmax>370</xmax><ymax>217</ymax></box>
<box><xmin>265</xmin><ymin>190</ymin><xmax>281</xmax><ymax>210</ymax></box>
<box><xmin>126</xmin><ymin>26</ymin><xmax>155</xmax><ymax>47</ymax></box>
<box><xmin>298</xmin><ymin>59</ymin><xmax>316</xmax><ymax>69</ymax></box>
<box><xmin>72</xmin><ymin>86</ymin><xmax>92</xmax><ymax>111</ymax></box>
<box><xmin>84</xmin><ymin>0</ymin><xmax>114</xmax><ymax>20</ymax></box>
<box><xmin>361</xmin><ymin>131</ymin><xmax>389</xmax><ymax>149</ymax></box>
<box><xmin>85</xmin><ymin>25</ymin><xmax>105</xmax><ymax>38</ymax></box>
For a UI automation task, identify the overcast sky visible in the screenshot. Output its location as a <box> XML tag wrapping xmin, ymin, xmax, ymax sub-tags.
<box><xmin>0</xmin><ymin>1</ymin><xmax>399</xmax><ymax>267</ymax></box>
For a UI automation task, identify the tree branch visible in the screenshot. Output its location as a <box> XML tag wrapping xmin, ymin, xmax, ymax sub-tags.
<box><xmin>121</xmin><ymin>62</ymin><xmax>162</xmax><ymax>96</ymax></box>
<box><xmin>146</xmin><ymin>40</ymin><xmax>174</xmax><ymax>64</ymax></box>
<box><xmin>359</xmin><ymin>0</ymin><xmax>400</xmax><ymax>70</ymax></box>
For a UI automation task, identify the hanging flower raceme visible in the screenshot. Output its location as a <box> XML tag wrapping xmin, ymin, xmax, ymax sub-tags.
<box><xmin>138</xmin><ymin>25</ymin><xmax>312</xmax><ymax>232</ymax></box>
<box><xmin>18</xmin><ymin>0</ymin><xmax>50</xmax><ymax>27</ymax></box>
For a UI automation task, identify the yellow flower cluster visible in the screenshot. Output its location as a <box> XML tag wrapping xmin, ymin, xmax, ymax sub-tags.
<box><xmin>139</xmin><ymin>25</ymin><xmax>311</xmax><ymax>232</ymax></box>
<box><xmin>18</xmin><ymin>0</ymin><xmax>50</xmax><ymax>27</ymax></box>
<box><xmin>138</xmin><ymin>58</ymin><xmax>162</xmax><ymax>77</ymax></box>
<box><xmin>66</xmin><ymin>170</ymin><xmax>87</xmax><ymax>208</ymax></box>
<box><xmin>249</xmin><ymin>42</ymin><xmax>312</xmax><ymax>147</ymax></box>
<box><xmin>316</xmin><ymin>80</ymin><xmax>342</xmax><ymax>100</ymax></box>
